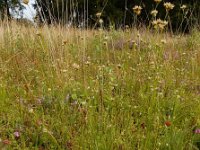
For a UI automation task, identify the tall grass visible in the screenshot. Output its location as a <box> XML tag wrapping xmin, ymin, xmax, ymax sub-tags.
<box><xmin>0</xmin><ymin>20</ymin><xmax>200</xmax><ymax>149</ymax></box>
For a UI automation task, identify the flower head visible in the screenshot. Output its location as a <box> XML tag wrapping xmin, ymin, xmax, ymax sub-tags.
<box><xmin>165</xmin><ymin>121</ymin><xmax>171</xmax><ymax>127</ymax></box>
<box><xmin>151</xmin><ymin>10</ymin><xmax>158</xmax><ymax>17</ymax></box>
<box><xmin>194</xmin><ymin>129</ymin><xmax>200</xmax><ymax>134</ymax></box>
<box><xmin>152</xmin><ymin>19</ymin><xmax>168</xmax><ymax>30</ymax></box>
<box><xmin>164</xmin><ymin>2</ymin><xmax>175</xmax><ymax>11</ymax></box>
<box><xmin>14</xmin><ymin>131</ymin><xmax>20</xmax><ymax>139</ymax></box>
<box><xmin>99</xmin><ymin>19</ymin><xmax>103</xmax><ymax>24</ymax></box>
<box><xmin>154</xmin><ymin>0</ymin><xmax>162</xmax><ymax>4</ymax></box>
<box><xmin>96</xmin><ymin>12</ymin><xmax>102</xmax><ymax>18</ymax></box>
<box><xmin>180</xmin><ymin>5</ymin><xmax>187</xmax><ymax>10</ymax></box>
<box><xmin>133</xmin><ymin>5</ymin><xmax>142</xmax><ymax>15</ymax></box>
<box><xmin>72</xmin><ymin>63</ymin><xmax>80</xmax><ymax>70</ymax></box>
<box><xmin>2</xmin><ymin>139</ymin><xmax>11</xmax><ymax>145</ymax></box>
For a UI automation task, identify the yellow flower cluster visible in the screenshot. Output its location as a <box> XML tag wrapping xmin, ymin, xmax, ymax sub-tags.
<box><xmin>180</xmin><ymin>5</ymin><xmax>187</xmax><ymax>10</ymax></box>
<box><xmin>164</xmin><ymin>2</ymin><xmax>175</xmax><ymax>11</ymax></box>
<box><xmin>152</xmin><ymin>19</ymin><xmax>168</xmax><ymax>30</ymax></box>
<box><xmin>133</xmin><ymin>5</ymin><xmax>142</xmax><ymax>15</ymax></box>
<box><xmin>151</xmin><ymin>10</ymin><xmax>158</xmax><ymax>17</ymax></box>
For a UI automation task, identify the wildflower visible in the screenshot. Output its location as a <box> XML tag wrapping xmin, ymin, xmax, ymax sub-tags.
<box><xmin>154</xmin><ymin>0</ymin><xmax>162</xmax><ymax>3</ymax></box>
<box><xmin>165</xmin><ymin>121</ymin><xmax>171</xmax><ymax>127</ymax></box>
<box><xmin>180</xmin><ymin>5</ymin><xmax>187</xmax><ymax>10</ymax></box>
<box><xmin>14</xmin><ymin>131</ymin><xmax>20</xmax><ymax>139</ymax></box>
<box><xmin>23</xmin><ymin>0</ymin><xmax>29</xmax><ymax>5</ymax></box>
<box><xmin>151</xmin><ymin>10</ymin><xmax>158</xmax><ymax>17</ymax></box>
<box><xmin>62</xmin><ymin>40</ymin><xmax>68</xmax><ymax>45</ymax></box>
<box><xmin>104</xmin><ymin>36</ymin><xmax>109</xmax><ymax>41</ymax></box>
<box><xmin>164</xmin><ymin>2</ymin><xmax>175</xmax><ymax>11</ymax></box>
<box><xmin>62</xmin><ymin>69</ymin><xmax>67</xmax><ymax>73</ymax></box>
<box><xmin>99</xmin><ymin>19</ymin><xmax>103</xmax><ymax>24</ymax></box>
<box><xmin>96</xmin><ymin>12</ymin><xmax>102</xmax><ymax>18</ymax></box>
<box><xmin>28</xmin><ymin>108</ymin><xmax>34</xmax><ymax>113</ymax></box>
<box><xmin>152</xmin><ymin>19</ymin><xmax>168</xmax><ymax>30</ymax></box>
<box><xmin>72</xmin><ymin>63</ymin><xmax>80</xmax><ymax>70</ymax></box>
<box><xmin>161</xmin><ymin>39</ymin><xmax>167</xmax><ymax>44</ymax></box>
<box><xmin>36</xmin><ymin>31</ymin><xmax>41</xmax><ymax>36</ymax></box>
<box><xmin>194</xmin><ymin>129</ymin><xmax>200</xmax><ymax>134</ymax></box>
<box><xmin>2</xmin><ymin>139</ymin><xmax>11</xmax><ymax>145</ymax></box>
<box><xmin>133</xmin><ymin>5</ymin><xmax>142</xmax><ymax>15</ymax></box>
<box><xmin>85</xmin><ymin>61</ymin><xmax>90</xmax><ymax>65</ymax></box>
<box><xmin>125</xmin><ymin>25</ymin><xmax>129</xmax><ymax>29</ymax></box>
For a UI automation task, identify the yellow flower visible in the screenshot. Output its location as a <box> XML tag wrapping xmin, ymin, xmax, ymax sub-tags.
<box><xmin>154</xmin><ymin>0</ymin><xmax>162</xmax><ymax>3</ymax></box>
<box><xmin>133</xmin><ymin>5</ymin><xmax>142</xmax><ymax>15</ymax></box>
<box><xmin>96</xmin><ymin>12</ymin><xmax>102</xmax><ymax>18</ymax></box>
<box><xmin>152</xmin><ymin>19</ymin><xmax>168</xmax><ymax>30</ymax></box>
<box><xmin>72</xmin><ymin>63</ymin><xmax>80</xmax><ymax>70</ymax></box>
<box><xmin>180</xmin><ymin>5</ymin><xmax>187</xmax><ymax>10</ymax></box>
<box><xmin>23</xmin><ymin>0</ymin><xmax>29</xmax><ymax>5</ymax></box>
<box><xmin>62</xmin><ymin>40</ymin><xmax>68</xmax><ymax>46</ymax></box>
<box><xmin>161</xmin><ymin>39</ymin><xmax>167</xmax><ymax>44</ymax></box>
<box><xmin>164</xmin><ymin>2</ymin><xmax>175</xmax><ymax>11</ymax></box>
<box><xmin>99</xmin><ymin>19</ymin><xmax>103</xmax><ymax>24</ymax></box>
<box><xmin>151</xmin><ymin>10</ymin><xmax>158</xmax><ymax>17</ymax></box>
<box><xmin>36</xmin><ymin>31</ymin><xmax>41</xmax><ymax>36</ymax></box>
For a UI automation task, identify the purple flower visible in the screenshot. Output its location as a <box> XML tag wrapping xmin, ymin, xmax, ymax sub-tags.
<box><xmin>194</xmin><ymin>129</ymin><xmax>200</xmax><ymax>134</ymax></box>
<box><xmin>14</xmin><ymin>131</ymin><xmax>20</xmax><ymax>138</ymax></box>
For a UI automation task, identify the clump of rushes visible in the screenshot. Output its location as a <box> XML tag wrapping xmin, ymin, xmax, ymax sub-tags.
<box><xmin>133</xmin><ymin>5</ymin><xmax>142</xmax><ymax>15</ymax></box>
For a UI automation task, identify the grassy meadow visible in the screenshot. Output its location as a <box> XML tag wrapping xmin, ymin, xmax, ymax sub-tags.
<box><xmin>0</xmin><ymin>21</ymin><xmax>200</xmax><ymax>149</ymax></box>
